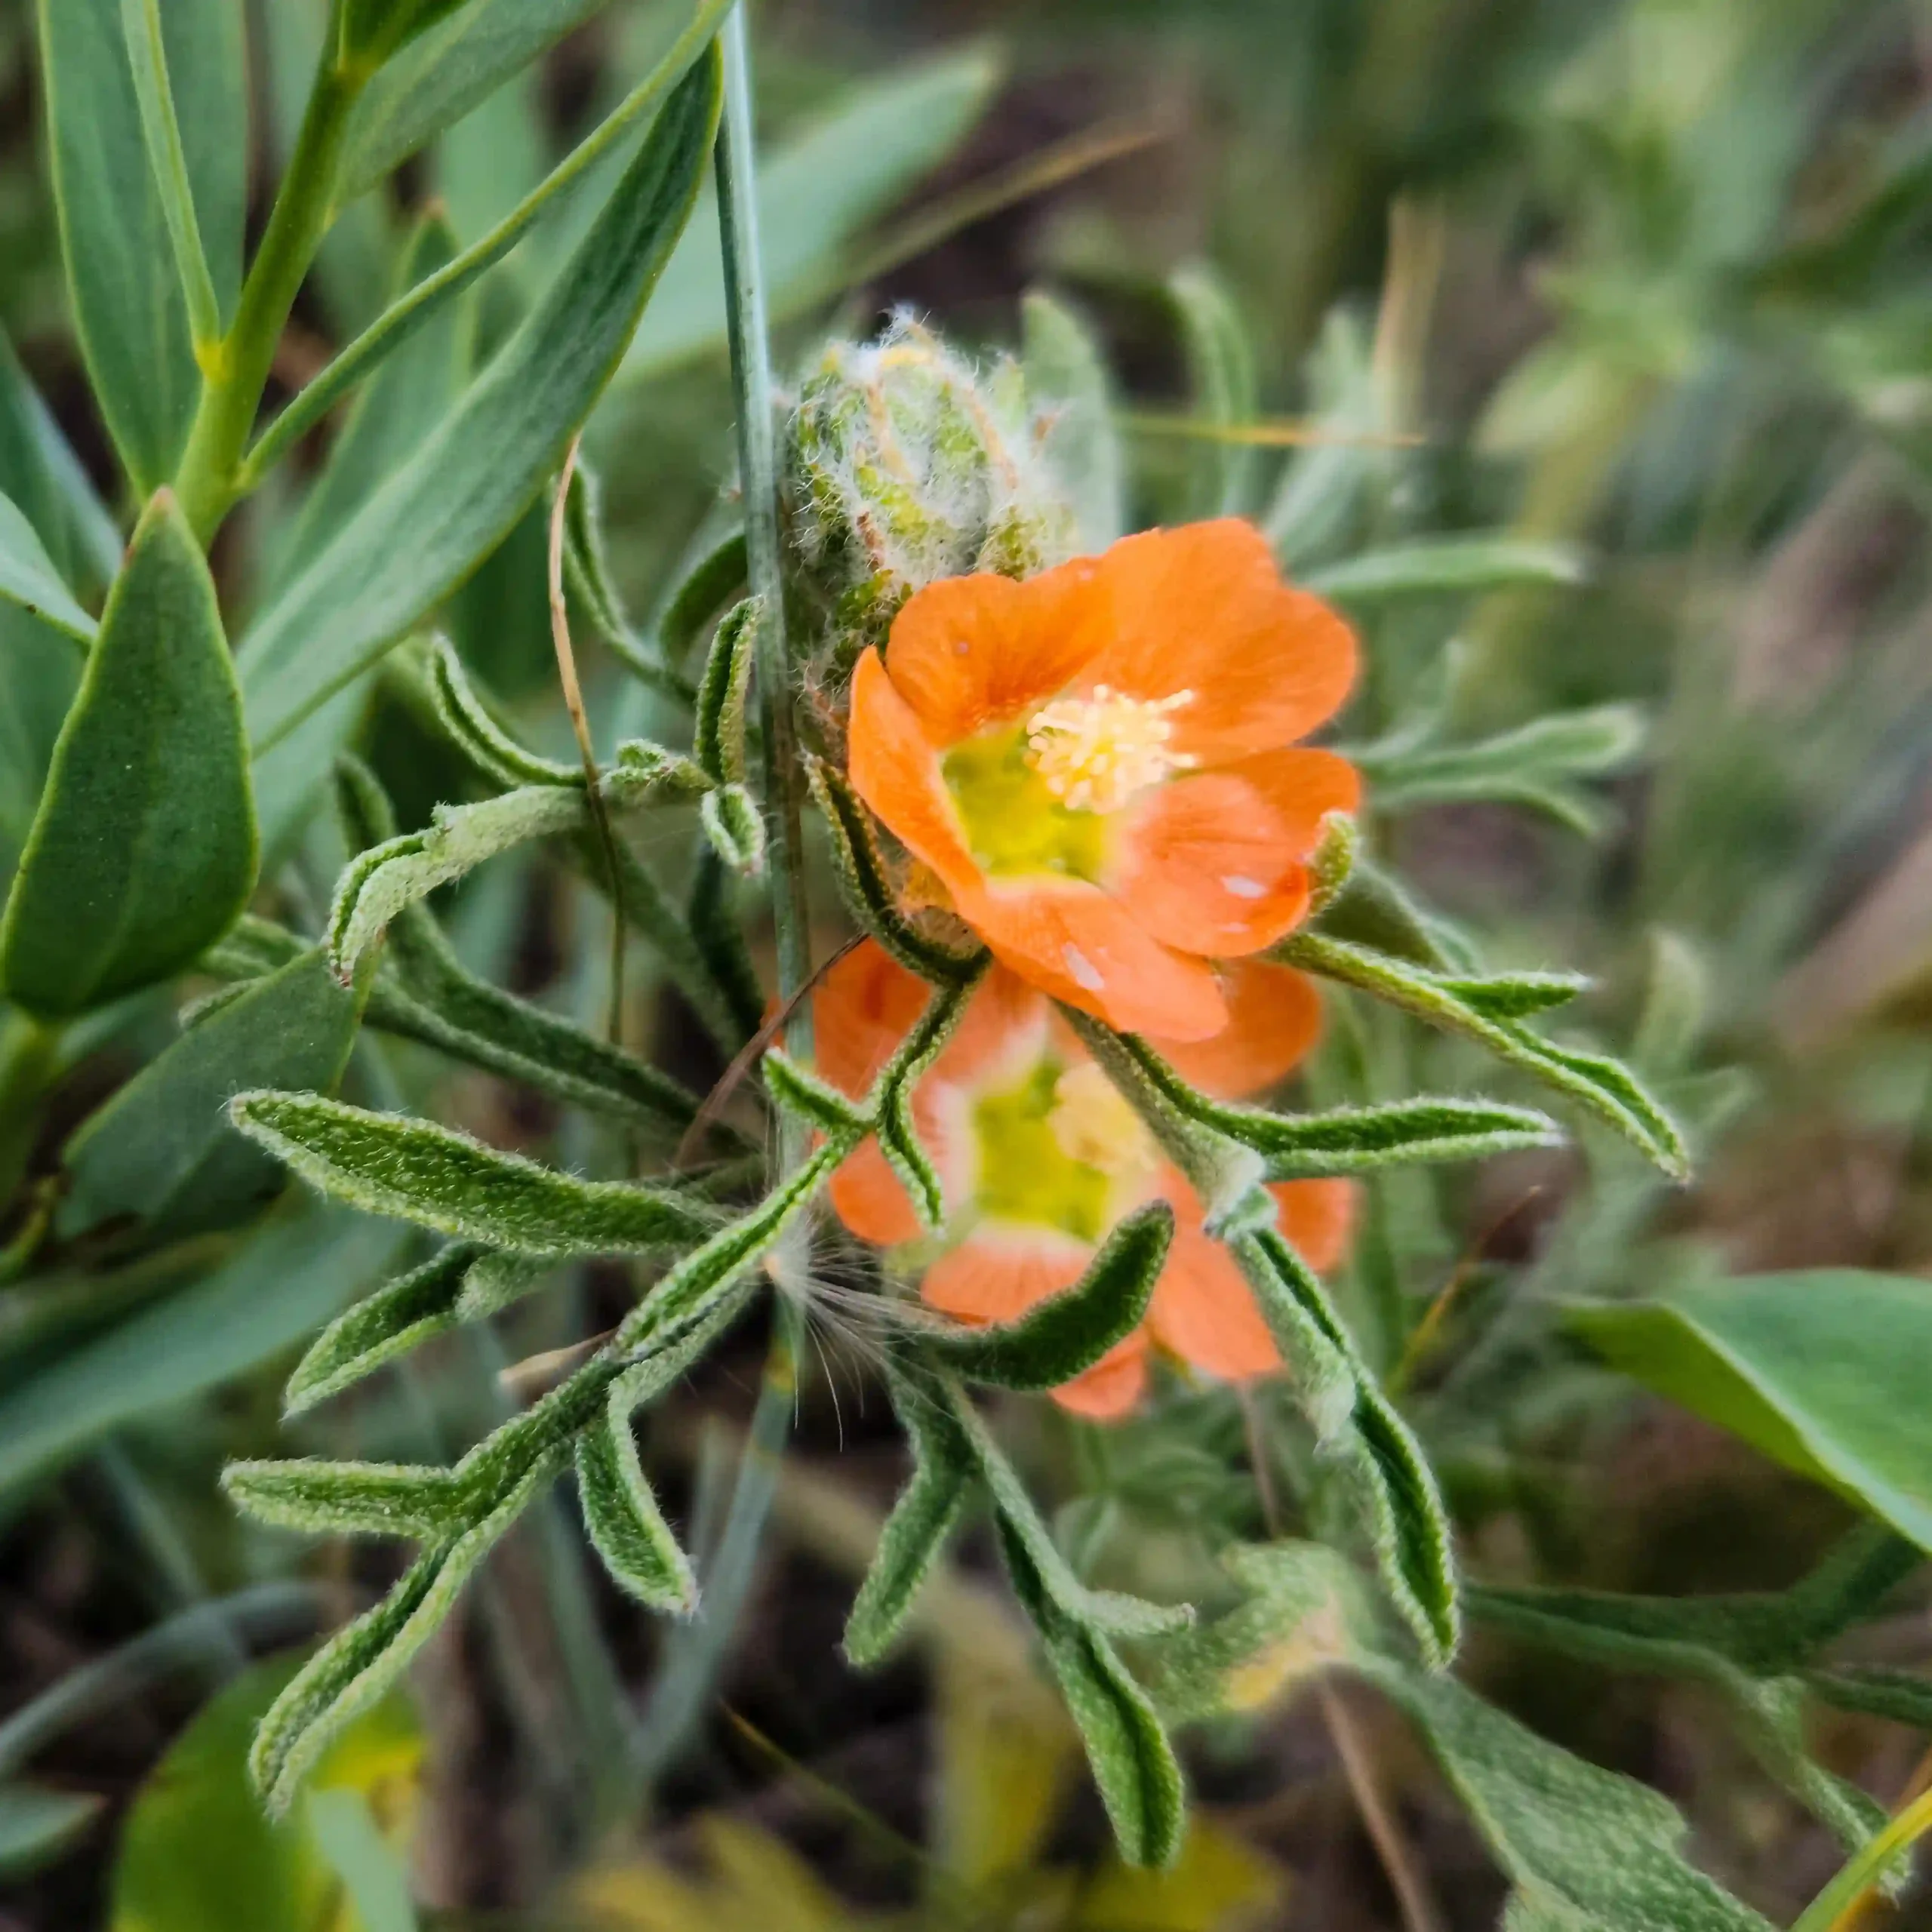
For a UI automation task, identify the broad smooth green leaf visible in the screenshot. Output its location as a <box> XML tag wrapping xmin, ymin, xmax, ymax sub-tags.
<box><xmin>0</xmin><ymin>1203</ymin><xmax>406</xmax><ymax>1497</ymax></box>
<box><xmin>0</xmin><ymin>1783</ymin><xmax>101</xmax><ymax>1879</ymax></box>
<box><xmin>0</xmin><ymin>611</ymin><xmax>82</xmax><ymax>898</ymax></box>
<box><xmin>109</xmin><ymin>1652</ymin><xmax>421</xmax><ymax>1932</ymax></box>
<box><xmin>1302</xmin><ymin>536</ymin><xmax>1589</xmax><ymax>603</ymax></box>
<box><xmin>1</xmin><ymin>491</ymin><xmax>257</xmax><ymax>1019</ymax></box>
<box><xmin>341</xmin><ymin>0</ymin><xmax>612</xmax><ymax>194</ymax></box>
<box><xmin>36</xmin><ymin>0</ymin><xmax>244</xmax><ymax>491</ymax></box>
<box><xmin>1571</xmin><ymin>1271</ymin><xmax>1932</xmax><ymax>1550</ymax></box>
<box><xmin>240</xmin><ymin>51</ymin><xmax>721</xmax><ymax>754</ymax></box>
<box><xmin>0</xmin><ymin>492</ymin><xmax>94</xmax><ymax>645</ymax></box>
<box><xmin>0</xmin><ymin>328</ymin><xmax>121</xmax><ymax>595</ymax></box>
<box><xmin>622</xmin><ymin>47</ymin><xmax>1002</xmax><ymax>379</ymax></box>
<box><xmin>274</xmin><ymin>216</ymin><xmax>473</xmax><ymax>590</ymax></box>
<box><xmin>232</xmin><ymin>1091</ymin><xmax>718</xmax><ymax>1257</ymax></box>
<box><xmin>60</xmin><ymin>949</ymin><xmax>364</xmax><ymax>1241</ymax></box>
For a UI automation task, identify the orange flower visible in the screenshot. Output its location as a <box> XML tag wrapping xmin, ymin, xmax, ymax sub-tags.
<box><xmin>846</xmin><ymin>519</ymin><xmax>1359</xmax><ymax>1043</ymax></box>
<box><xmin>817</xmin><ymin>940</ymin><xmax>1355</xmax><ymax>1420</ymax></box>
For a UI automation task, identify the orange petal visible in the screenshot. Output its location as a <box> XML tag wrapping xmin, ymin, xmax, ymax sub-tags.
<box><xmin>1111</xmin><ymin>772</ymin><xmax>1309</xmax><ymax>959</ymax></box>
<box><xmin>814</xmin><ymin>939</ymin><xmax>934</xmax><ymax>1100</ymax></box>
<box><xmin>1153</xmin><ymin>961</ymin><xmax>1324</xmax><ymax>1100</ymax></box>
<box><xmin>1272</xmin><ymin>1178</ymin><xmax>1357</xmax><ymax>1275</ymax></box>
<box><xmin>1082</xmin><ymin>521</ymin><xmax>1357</xmax><ymax>762</ymax></box>
<box><xmin>847</xmin><ymin>648</ymin><xmax>986</xmax><ymax>908</ymax></box>
<box><xmin>921</xmin><ymin>1228</ymin><xmax>1091</xmax><ymax>1324</ymax></box>
<box><xmin>952</xmin><ymin>875</ymin><xmax>1229</xmax><ymax>1041</ymax></box>
<box><xmin>1052</xmin><ymin>1334</ymin><xmax>1151</xmax><ymax>1420</ymax></box>
<box><xmin>1223</xmin><ymin>746</ymin><xmax>1361</xmax><ymax>855</ymax></box>
<box><xmin>830</xmin><ymin>1137</ymin><xmax>924</xmax><ymax>1247</ymax></box>
<box><xmin>881</xmin><ymin>559</ymin><xmax>1107</xmax><ymax>745</ymax></box>
<box><xmin>1146</xmin><ymin>1202</ymin><xmax>1281</xmax><ymax>1382</ymax></box>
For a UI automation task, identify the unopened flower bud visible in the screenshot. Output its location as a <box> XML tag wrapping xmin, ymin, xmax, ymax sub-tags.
<box><xmin>785</xmin><ymin>315</ymin><xmax>1076</xmax><ymax>658</ymax></box>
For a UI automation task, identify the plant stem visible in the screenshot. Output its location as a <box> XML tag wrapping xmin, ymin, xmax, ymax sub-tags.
<box><xmin>172</xmin><ymin>45</ymin><xmax>365</xmax><ymax>540</ymax></box>
<box><xmin>1791</xmin><ymin>1782</ymin><xmax>1932</xmax><ymax>1932</ymax></box>
<box><xmin>633</xmin><ymin>2</ymin><xmax>817</xmax><ymax>1789</ymax></box>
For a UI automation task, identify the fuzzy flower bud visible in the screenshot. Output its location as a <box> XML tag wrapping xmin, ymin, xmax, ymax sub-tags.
<box><xmin>785</xmin><ymin>315</ymin><xmax>1077</xmax><ymax>657</ymax></box>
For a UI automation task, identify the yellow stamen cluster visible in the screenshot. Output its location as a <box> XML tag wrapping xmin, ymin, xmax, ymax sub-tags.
<box><xmin>1025</xmin><ymin>684</ymin><xmax>1194</xmax><ymax>814</ymax></box>
<box><xmin>1048</xmin><ymin>1063</ymin><xmax>1159</xmax><ymax>1178</ymax></box>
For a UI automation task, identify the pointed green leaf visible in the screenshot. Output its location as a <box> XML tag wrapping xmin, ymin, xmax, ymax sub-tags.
<box><xmin>915</xmin><ymin>1204</ymin><xmax>1173</xmax><ymax>1392</ymax></box>
<box><xmin>0</xmin><ymin>491</ymin><xmax>94</xmax><ymax>645</ymax></box>
<box><xmin>2</xmin><ymin>491</ymin><xmax>256</xmax><ymax>1018</ymax></box>
<box><xmin>1249</xmin><ymin>1098</ymin><xmax>1564</xmax><ymax>1179</ymax></box>
<box><xmin>223</xmin><ymin>1457</ymin><xmax>465</xmax><ymax>1542</ymax></box>
<box><xmin>36</xmin><ymin>0</ymin><xmax>244</xmax><ymax>490</ymax></box>
<box><xmin>0</xmin><ymin>328</ymin><xmax>121</xmax><ymax>597</ymax></box>
<box><xmin>0</xmin><ymin>1783</ymin><xmax>102</xmax><ymax>1880</ymax></box>
<box><xmin>843</xmin><ymin>1373</ymin><xmax>975</xmax><ymax>1667</ymax></box>
<box><xmin>240</xmin><ymin>50</ymin><xmax>722</xmax><ymax>753</ymax></box>
<box><xmin>874</xmin><ymin>973</ymin><xmax>982</xmax><ymax>1230</ymax></box>
<box><xmin>285</xmin><ymin>1242</ymin><xmax>485</xmax><ymax>1415</ymax></box>
<box><xmin>0</xmin><ymin>1203</ymin><xmax>407</xmax><ymax>1496</ymax></box>
<box><xmin>1570</xmin><ymin>1270</ymin><xmax>1932</xmax><ymax>1551</ymax></box>
<box><xmin>1303</xmin><ymin>536</ymin><xmax>1589</xmax><ymax>602</ymax></box>
<box><xmin>251</xmin><ymin>1454</ymin><xmax>556</xmax><ymax>1814</ymax></box>
<box><xmin>61</xmin><ymin>947</ymin><xmax>363</xmax><ymax>1241</ymax></box>
<box><xmin>576</xmin><ymin>1407</ymin><xmax>697</xmax><ymax>1614</ymax></box>
<box><xmin>230</xmin><ymin>1091</ymin><xmax>718</xmax><ymax>1257</ymax></box>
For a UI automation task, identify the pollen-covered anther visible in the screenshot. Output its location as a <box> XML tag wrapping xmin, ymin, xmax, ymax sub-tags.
<box><xmin>1025</xmin><ymin>684</ymin><xmax>1195</xmax><ymax>814</ymax></box>
<box><xmin>1048</xmin><ymin>1063</ymin><xmax>1159</xmax><ymax>1178</ymax></box>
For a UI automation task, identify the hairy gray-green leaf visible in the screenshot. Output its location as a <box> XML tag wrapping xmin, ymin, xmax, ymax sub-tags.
<box><xmin>657</xmin><ymin>530</ymin><xmax>747</xmax><ymax>667</ymax></box>
<box><xmin>1279</xmin><ymin>931</ymin><xmax>1687</xmax><ymax>1177</ymax></box>
<box><xmin>1022</xmin><ymin>290</ymin><xmax>1124</xmax><ymax>552</ymax></box>
<box><xmin>241</xmin><ymin>51</ymin><xmax>721</xmax><ymax>753</ymax></box>
<box><xmin>762</xmin><ymin>1048</ymin><xmax>872</xmax><ymax>1138</ymax></box>
<box><xmin>0</xmin><ymin>493</ymin><xmax>94</xmax><ymax>645</ymax></box>
<box><xmin>694</xmin><ymin>595</ymin><xmax>758</xmax><ymax>786</ymax></box>
<box><xmin>843</xmin><ymin>1373</ymin><xmax>975</xmax><ymax>1667</ymax></box>
<box><xmin>576</xmin><ymin>1407</ymin><xmax>697</xmax><ymax>1614</ymax></box>
<box><xmin>808</xmin><ymin>756</ymin><xmax>986</xmax><ymax>986</ymax></box>
<box><xmin>424</xmin><ymin>635</ymin><xmax>578</xmax><ymax>787</ymax></box>
<box><xmin>913</xmin><ymin>1204</ymin><xmax>1172</xmax><ymax>1392</ymax></box>
<box><xmin>700</xmin><ymin>783</ymin><xmax>764</xmax><ymax>877</ymax></box>
<box><xmin>873</xmin><ymin>972</ymin><xmax>982</xmax><ymax>1230</ymax></box>
<box><xmin>223</xmin><ymin>1457</ymin><xmax>464</xmax><ymax>1542</ymax></box>
<box><xmin>996</xmin><ymin>1516</ymin><xmax>1186</xmax><ymax>1871</ymax></box>
<box><xmin>36</xmin><ymin>0</ymin><xmax>243</xmax><ymax>491</ymax></box>
<box><xmin>249</xmin><ymin>1454</ymin><xmax>557</xmax><ymax>1814</ymax></box>
<box><xmin>231</xmin><ymin>1091</ymin><xmax>718</xmax><ymax>1256</ymax></box>
<box><xmin>285</xmin><ymin>1241</ymin><xmax>485</xmax><ymax>1415</ymax></box>
<box><xmin>61</xmin><ymin>947</ymin><xmax>363</xmax><ymax>1241</ymax></box>
<box><xmin>1</xmin><ymin>491</ymin><xmax>256</xmax><ymax>1019</ymax></box>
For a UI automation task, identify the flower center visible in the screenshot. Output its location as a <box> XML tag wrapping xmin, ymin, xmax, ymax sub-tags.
<box><xmin>971</xmin><ymin>1058</ymin><xmax>1154</xmax><ymax>1241</ymax></box>
<box><xmin>1025</xmin><ymin>685</ymin><xmax>1195</xmax><ymax>815</ymax></box>
<box><xmin>1047</xmin><ymin>1063</ymin><xmax>1158</xmax><ymax>1177</ymax></box>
